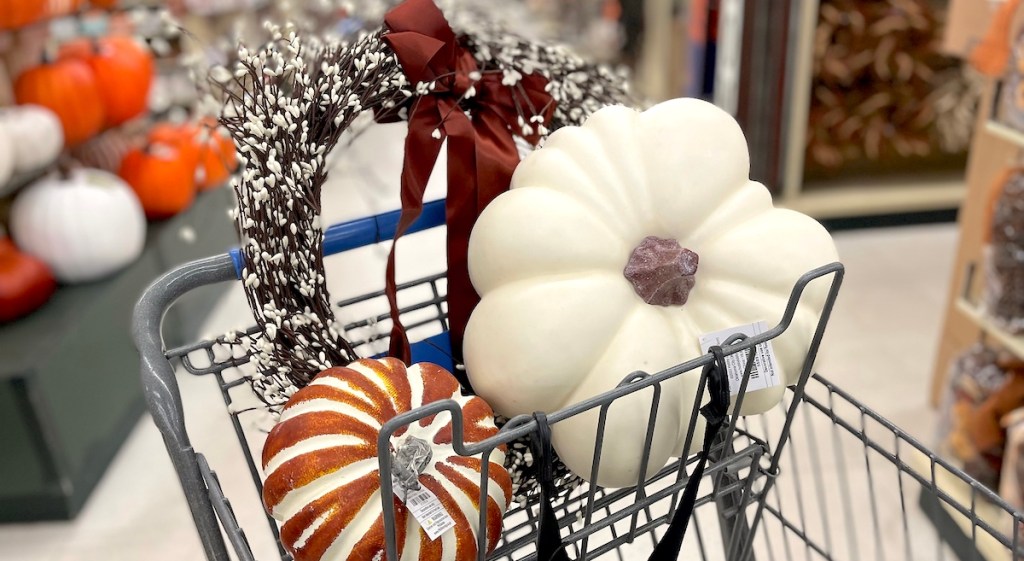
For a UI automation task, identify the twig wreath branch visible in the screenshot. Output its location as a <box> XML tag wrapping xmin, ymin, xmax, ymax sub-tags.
<box><xmin>219</xmin><ymin>0</ymin><xmax>633</xmax><ymax>406</ymax></box>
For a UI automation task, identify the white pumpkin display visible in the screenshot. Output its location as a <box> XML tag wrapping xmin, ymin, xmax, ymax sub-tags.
<box><xmin>0</xmin><ymin>124</ymin><xmax>13</xmax><ymax>191</ymax></box>
<box><xmin>10</xmin><ymin>169</ymin><xmax>147</xmax><ymax>283</ymax></box>
<box><xmin>464</xmin><ymin>98</ymin><xmax>839</xmax><ymax>489</ymax></box>
<box><xmin>0</xmin><ymin>105</ymin><xmax>64</xmax><ymax>176</ymax></box>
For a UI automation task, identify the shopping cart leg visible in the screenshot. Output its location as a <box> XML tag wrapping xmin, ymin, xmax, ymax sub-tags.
<box><xmin>710</xmin><ymin>434</ymin><xmax>757</xmax><ymax>561</ymax></box>
<box><xmin>134</xmin><ymin>256</ymin><xmax>237</xmax><ymax>561</ymax></box>
<box><xmin>146</xmin><ymin>374</ymin><xmax>232</xmax><ymax>561</ymax></box>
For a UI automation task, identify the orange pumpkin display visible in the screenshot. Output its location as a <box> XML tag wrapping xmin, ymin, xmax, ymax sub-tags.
<box><xmin>46</xmin><ymin>0</ymin><xmax>84</xmax><ymax>18</ymax></box>
<box><xmin>89</xmin><ymin>0</ymin><xmax>118</xmax><ymax>7</ymax></box>
<box><xmin>0</xmin><ymin>1</ymin><xmax>46</xmax><ymax>29</ymax></box>
<box><xmin>60</xmin><ymin>36</ymin><xmax>154</xmax><ymax>126</ymax></box>
<box><xmin>14</xmin><ymin>58</ymin><xmax>105</xmax><ymax>146</ymax></box>
<box><xmin>147</xmin><ymin>122</ymin><xmax>200</xmax><ymax>166</ymax></box>
<box><xmin>261</xmin><ymin>358</ymin><xmax>511</xmax><ymax>561</ymax></box>
<box><xmin>118</xmin><ymin>142</ymin><xmax>196</xmax><ymax>219</ymax></box>
<box><xmin>149</xmin><ymin>119</ymin><xmax>237</xmax><ymax>190</ymax></box>
<box><xmin>0</xmin><ymin>237</ymin><xmax>56</xmax><ymax>323</ymax></box>
<box><xmin>197</xmin><ymin>120</ymin><xmax>239</xmax><ymax>190</ymax></box>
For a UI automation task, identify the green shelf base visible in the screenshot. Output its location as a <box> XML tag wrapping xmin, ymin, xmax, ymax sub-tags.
<box><xmin>0</xmin><ymin>188</ymin><xmax>237</xmax><ymax>522</ymax></box>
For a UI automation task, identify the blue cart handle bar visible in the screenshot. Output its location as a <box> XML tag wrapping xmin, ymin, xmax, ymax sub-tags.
<box><xmin>228</xmin><ymin>198</ymin><xmax>448</xmax><ymax>279</ymax></box>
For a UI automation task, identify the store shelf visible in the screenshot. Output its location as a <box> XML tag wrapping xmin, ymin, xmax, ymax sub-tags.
<box><xmin>0</xmin><ymin>187</ymin><xmax>237</xmax><ymax>521</ymax></box>
<box><xmin>956</xmin><ymin>299</ymin><xmax>1024</xmax><ymax>359</ymax></box>
<box><xmin>779</xmin><ymin>177</ymin><xmax>966</xmax><ymax>219</ymax></box>
<box><xmin>986</xmin><ymin>120</ymin><xmax>1024</xmax><ymax>149</ymax></box>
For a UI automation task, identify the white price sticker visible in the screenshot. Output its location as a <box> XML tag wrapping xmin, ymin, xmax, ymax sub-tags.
<box><xmin>698</xmin><ymin>321</ymin><xmax>782</xmax><ymax>395</ymax></box>
<box><xmin>393</xmin><ymin>477</ymin><xmax>456</xmax><ymax>540</ymax></box>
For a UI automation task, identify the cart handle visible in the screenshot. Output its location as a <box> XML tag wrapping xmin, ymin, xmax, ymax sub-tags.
<box><xmin>227</xmin><ymin>198</ymin><xmax>448</xmax><ymax>279</ymax></box>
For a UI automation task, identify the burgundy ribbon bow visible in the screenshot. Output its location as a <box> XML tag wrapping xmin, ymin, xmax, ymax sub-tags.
<box><xmin>379</xmin><ymin>0</ymin><xmax>554</xmax><ymax>376</ymax></box>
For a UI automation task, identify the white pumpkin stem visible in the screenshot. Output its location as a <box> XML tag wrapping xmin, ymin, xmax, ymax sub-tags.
<box><xmin>624</xmin><ymin>236</ymin><xmax>700</xmax><ymax>306</ymax></box>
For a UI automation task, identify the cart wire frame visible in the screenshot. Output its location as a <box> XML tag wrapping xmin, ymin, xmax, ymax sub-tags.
<box><xmin>133</xmin><ymin>210</ymin><xmax>1023</xmax><ymax>561</ymax></box>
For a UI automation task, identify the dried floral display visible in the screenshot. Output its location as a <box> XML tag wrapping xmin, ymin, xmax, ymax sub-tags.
<box><xmin>999</xmin><ymin>30</ymin><xmax>1024</xmax><ymax>132</ymax></box>
<box><xmin>984</xmin><ymin>170</ymin><xmax>1024</xmax><ymax>334</ymax></box>
<box><xmin>219</xmin><ymin>29</ymin><xmax>400</xmax><ymax>401</ymax></box>
<box><xmin>174</xmin><ymin>0</ymin><xmax>397</xmax><ymax>122</ymax></box>
<box><xmin>969</xmin><ymin>0</ymin><xmax>1022</xmax><ymax>78</ymax></box>
<box><xmin>220</xmin><ymin>0</ymin><xmax>630</xmax><ymax>399</ymax></box>
<box><xmin>939</xmin><ymin>343</ymin><xmax>1024</xmax><ymax>491</ymax></box>
<box><xmin>219</xmin><ymin>0</ymin><xmax>632</xmax><ymax>501</ymax></box>
<box><xmin>806</xmin><ymin>0</ymin><xmax>979</xmax><ymax>171</ymax></box>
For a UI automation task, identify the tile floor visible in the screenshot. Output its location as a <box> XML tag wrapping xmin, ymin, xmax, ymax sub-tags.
<box><xmin>0</xmin><ymin>124</ymin><xmax>964</xmax><ymax>559</ymax></box>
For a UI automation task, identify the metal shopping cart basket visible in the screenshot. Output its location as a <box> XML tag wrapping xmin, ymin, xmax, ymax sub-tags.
<box><xmin>133</xmin><ymin>201</ymin><xmax>1024</xmax><ymax>561</ymax></box>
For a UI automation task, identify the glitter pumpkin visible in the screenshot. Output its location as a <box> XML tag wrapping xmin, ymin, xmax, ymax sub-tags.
<box><xmin>261</xmin><ymin>358</ymin><xmax>511</xmax><ymax>561</ymax></box>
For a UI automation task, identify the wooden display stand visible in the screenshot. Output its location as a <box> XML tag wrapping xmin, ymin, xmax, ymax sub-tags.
<box><xmin>776</xmin><ymin>1</ymin><xmax>968</xmax><ymax>220</ymax></box>
<box><xmin>932</xmin><ymin>82</ymin><xmax>1021</xmax><ymax>403</ymax></box>
<box><xmin>932</xmin><ymin>3</ymin><xmax>1024</xmax><ymax>404</ymax></box>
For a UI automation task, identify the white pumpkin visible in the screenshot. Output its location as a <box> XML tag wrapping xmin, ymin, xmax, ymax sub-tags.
<box><xmin>0</xmin><ymin>123</ymin><xmax>13</xmax><ymax>191</ymax></box>
<box><xmin>11</xmin><ymin>169</ymin><xmax>147</xmax><ymax>283</ymax></box>
<box><xmin>464</xmin><ymin>98</ymin><xmax>839</xmax><ymax>489</ymax></box>
<box><xmin>0</xmin><ymin>105</ymin><xmax>64</xmax><ymax>176</ymax></box>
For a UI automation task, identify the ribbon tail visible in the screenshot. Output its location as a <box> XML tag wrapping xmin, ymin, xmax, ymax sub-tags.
<box><xmin>445</xmin><ymin>108</ymin><xmax>521</xmax><ymax>376</ymax></box>
<box><xmin>386</xmin><ymin>99</ymin><xmax>444</xmax><ymax>363</ymax></box>
<box><xmin>442</xmin><ymin>106</ymin><xmax>481</xmax><ymax>383</ymax></box>
<box><xmin>474</xmin><ymin>110</ymin><xmax>522</xmax><ymax>207</ymax></box>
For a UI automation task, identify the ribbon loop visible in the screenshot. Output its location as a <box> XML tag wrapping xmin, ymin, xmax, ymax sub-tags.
<box><xmin>378</xmin><ymin>0</ymin><xmax>555</xmax><ymax>380</ymax></box>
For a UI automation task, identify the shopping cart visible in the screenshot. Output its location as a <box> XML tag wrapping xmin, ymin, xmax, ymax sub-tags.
<box><xmin>133</xmin><ymin>202</ymin><xmax>1024</xmax><ymax>561</ymax></box>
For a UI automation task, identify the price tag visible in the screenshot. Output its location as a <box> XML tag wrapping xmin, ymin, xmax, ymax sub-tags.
<box><xmin>698</xmin><ymin>321</ymin><xmax>782</xmax><ymax>395</ymax></box>
<box><xmin>393</xmin><ymin>477</ymin><xmax>456</xmax><ymax>540</ymax></box>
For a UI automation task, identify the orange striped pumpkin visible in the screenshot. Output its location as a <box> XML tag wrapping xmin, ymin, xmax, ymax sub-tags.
<box><xmin>261</xmin><ymin>358</ymin><xmax>511</xmax><ymax>561</ymax></box>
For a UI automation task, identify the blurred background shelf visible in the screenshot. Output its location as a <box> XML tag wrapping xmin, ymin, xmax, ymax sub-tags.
<box><xmin>956</xmin><ymin>298</ymin><xmax>1024</xmax><ymax>360</ymax></box>
<box><xmin>782</xmin><ymin>177</ymin><xmax>966</xmax><ymax>219</ymax></box>
<box><xmin>0</xmin><ymin>188</ymin><xmax>236</xmax><ymax>522</ymax></box>
<box><xmin>985</xmin><ymin>120</ymin><xmax>1024</xmax><ymax>149</ymax></box>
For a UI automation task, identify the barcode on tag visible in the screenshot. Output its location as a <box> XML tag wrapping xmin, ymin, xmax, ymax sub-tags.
<box><xmin>407</xmin><ymin>493</ymin><xmax>428</xmax><ymax>507</ymax></box>
<box><xmin>392</xmin><ymin>477</ymin><xmax>456</xmax><ymax>540</ymax></box>
<box><xmin>698</xmin><ymin>321</ymin><xmax>782</xmax><ymax>395</ymax></box>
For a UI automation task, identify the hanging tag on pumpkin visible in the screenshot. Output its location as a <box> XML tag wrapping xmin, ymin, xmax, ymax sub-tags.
<box><xmin>698</xmin><ymin>321</ymin><xmax>782</xmax><ymax>395</ymax></box>
<box><xmin>392</xmin><ymin>476</ymin><xmax>456</xmax><ymax>540</ymax></box>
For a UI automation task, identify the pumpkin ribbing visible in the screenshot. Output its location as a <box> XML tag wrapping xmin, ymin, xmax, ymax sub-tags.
<box><xmin>262</xmin><ymin>358</ymin><xmax>510</xmax><ymax>561</ymax></box>
<box><xmin>59</xmin><ymin>36</ymin><xmax>154</xmax><ymax>127</ymax></box>
<box><xmin>14</xmin><ymin>58</ymin><xmax>105</xmax><ymax>146</ymax></box>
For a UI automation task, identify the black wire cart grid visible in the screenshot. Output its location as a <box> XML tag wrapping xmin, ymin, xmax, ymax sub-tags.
<box><xmin>133</xmin><ymin>210</ymin><xmax>1023</xmax><ymax>561</ymax></box>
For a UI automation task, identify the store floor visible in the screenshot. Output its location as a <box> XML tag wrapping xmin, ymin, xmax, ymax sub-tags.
<box><xmin>0</xmin><ymin>125</ymin><xmax>960</xmax><ymax>560</ymax></box>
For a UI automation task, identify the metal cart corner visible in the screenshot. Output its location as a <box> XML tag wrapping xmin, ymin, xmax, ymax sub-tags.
<box><xmin>133</xmin><ymin>203</ymin><xmax>1024</xmax><ymax>561</ymax></box>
